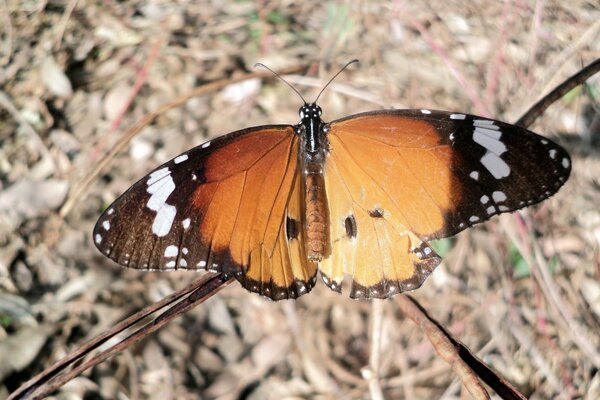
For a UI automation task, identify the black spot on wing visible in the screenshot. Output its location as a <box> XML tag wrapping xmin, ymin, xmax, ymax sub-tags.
<box><xmin>368</xmin><ymin>208</ymin><xmax>384</xmax><ymax>218</ymax></box>
<box><xmin>286</xmin><ymin>217</ymin><xmax>299</xmax><ymax>240</ymax></box>
<box><xmin>344</xmin><ymin>215</ymin><xmax>357</xmax><ymax>238</ymax></box>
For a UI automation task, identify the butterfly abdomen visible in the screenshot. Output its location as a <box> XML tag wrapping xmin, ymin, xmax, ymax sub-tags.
<box><xmin>305</xmin><ymin>172</ymin><xmax>330</xmax><ymax>262</ymax></box>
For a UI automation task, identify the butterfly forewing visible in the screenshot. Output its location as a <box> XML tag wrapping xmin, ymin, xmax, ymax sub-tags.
<box><xmin>320</xmin><ymin>109</ymin><xmax>570</xmax><ymax>297</ymax></box>
<box><xmin>94</xmin><ymin>125</ymin><xmax>307</xmax><ymax>284</ymax></box>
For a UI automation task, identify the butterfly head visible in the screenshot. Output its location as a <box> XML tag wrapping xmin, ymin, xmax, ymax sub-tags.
<box><xmin>299</xmin><ymin>103</ymin><xmax>322</xmax><ymax>121</ymax></box>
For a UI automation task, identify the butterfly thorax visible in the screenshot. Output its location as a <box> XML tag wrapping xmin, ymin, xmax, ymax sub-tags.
<box><xmin>297</xmin><ymin>103</ymin><xmax>331</xmax><ymax>262</ymax></box>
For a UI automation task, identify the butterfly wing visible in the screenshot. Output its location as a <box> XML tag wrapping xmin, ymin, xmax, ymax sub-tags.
<box><xmin>94</xmin><ymin>125</ymin><xmax>317</xmax><ymax>300</ymax></box>
<box><xmin>320</xmin><ymin>109</ymin><xmax>570</xmax><ymax>299</ymax></box>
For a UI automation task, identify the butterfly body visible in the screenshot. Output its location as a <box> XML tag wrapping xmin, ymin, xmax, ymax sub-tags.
<box><xmin>94</xmin><ymin>101</ymin><xmax>570</xmax><ymax>300</ymax></box>
<box><xmin>297</xmin><ymin>103</ymin><xmax>330</xmax><ymax>262</ymax></box>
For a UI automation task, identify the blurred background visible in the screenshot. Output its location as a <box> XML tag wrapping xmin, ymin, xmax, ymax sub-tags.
<box><xmin>1</xmin><ymin>1</ymin><xmax>599</xmax><ymax>399</ymax></box>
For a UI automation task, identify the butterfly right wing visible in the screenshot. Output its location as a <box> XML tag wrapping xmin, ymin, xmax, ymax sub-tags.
<box><xmin>94</xmin><ymin>125</ymin><xmax>317</xmax><ymax>299</ymax></box>
<box><xmin>319</xmin><ymin>110</ymin><xmax>570</xmax><ymax>299</ymax></box>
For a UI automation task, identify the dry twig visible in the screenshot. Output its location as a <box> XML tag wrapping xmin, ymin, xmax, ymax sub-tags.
<box><xmin>8</xmin><ymin>274</ymin><xmax>232</xmax><ymax>400</ymax></box>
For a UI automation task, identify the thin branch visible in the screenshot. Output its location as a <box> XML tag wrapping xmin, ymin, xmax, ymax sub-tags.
<box><xmin>516</xmin><ymin>58</ymin><xmax>600</xmax><ymax>128</ymax></box>
<box><xmin>8</xmin><ymin>274</ymin><xmax>233</xmax><ymax>400</ymax></box>
<box><xmin>396</xmin><ymin>295</ymin><xmax>528</xmax><ymax>400</ymax></box>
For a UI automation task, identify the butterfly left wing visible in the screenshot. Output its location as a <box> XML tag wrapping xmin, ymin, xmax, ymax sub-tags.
<box><xmin>94</xmin><ymin>125</ymin><xmax>317</xmax><ymax>300</ymax></box>
<box><xmin>320</xmin><ymin>109</ymin><xmax>570</xmax><ymax>299</ymax></box>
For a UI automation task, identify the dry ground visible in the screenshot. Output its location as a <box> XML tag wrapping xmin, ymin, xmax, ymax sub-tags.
<box><xmin>1</xmin><ymin>1</ymin><xmax>599</xmax><ymax>399</ymax></box>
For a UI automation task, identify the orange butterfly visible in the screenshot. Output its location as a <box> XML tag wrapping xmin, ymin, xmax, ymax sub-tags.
<box><xmin>94</xmin><ymin>62</ymin><xmax>570</xmax><ymax>300</ymax></box>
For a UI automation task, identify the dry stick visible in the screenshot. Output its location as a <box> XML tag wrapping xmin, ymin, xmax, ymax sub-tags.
<box><xmin>515</xmin><ymin>58</ymin><xmax>600</xmax><ymax>128</ymax></box>
<box><xmin>362</xmin><ymin>299</ymin><xmax>385</xmax><ymax>400</ymax></box>
<box><xmin>397</xmin><ymin>295</ymin><xmax>529</xmax><ymax>400</ymax></box>
<box><xmin>396</xmin><ymin>295</ymin><xmax>490</xmax><ymax>400</ymax></box>
<box><xmin>8</xmin><ymin>274</ymin><xmax>233</xmax><ymax>400</ymax></box>
<box><xmin>59</xmin><ymin>64</ymin><xmax>307</xmax><ymax>218</ymax></box>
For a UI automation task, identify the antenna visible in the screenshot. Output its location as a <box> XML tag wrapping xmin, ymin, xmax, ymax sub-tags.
<box><xmin>314</xmin><ymin>59</ymin><xmax>359</xmax><ymax>103</ymax></box>
<box><xmin>254</xmin><ymin>62</ymin><xmax>307</xmax><ymax>104</ymax></box>
<box><xmin>255</xmin><ymin>60</ymin><xmax>359</xmax><ymax>105</ymax></box>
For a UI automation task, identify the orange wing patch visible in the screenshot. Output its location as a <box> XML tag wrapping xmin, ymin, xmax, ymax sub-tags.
<box><xmin>320</xmin><ymin>115</ymin><xmax>453</xmax><ymax>298</ymax></box>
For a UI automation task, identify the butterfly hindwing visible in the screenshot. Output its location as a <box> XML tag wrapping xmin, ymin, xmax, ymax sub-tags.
<box><xmin>237</xmin><ymin>169</ymin><xmax>319</xmax><ymax>299</ymax></box>
<box><xmin>94</xmin><ymin>125</ymin><xmax>316</xmax><ymax>299</ymax></box>
<box><xmin>321</xmin><ymin>109</ymin><xmax>570</xmax><ymax>298</ymax></box>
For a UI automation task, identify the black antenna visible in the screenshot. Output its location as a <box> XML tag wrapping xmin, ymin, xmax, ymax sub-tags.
<box><xmin>254</xmin><ymin>63</ymin><xmax>307</xmax><ymax>104</ymax></box>
<box><xmin>314</xmin><ymin>59</ymin><xmax>359</xmax><ymax>103</ymax></box>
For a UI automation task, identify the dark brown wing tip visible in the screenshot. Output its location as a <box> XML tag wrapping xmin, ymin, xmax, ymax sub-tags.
<box><xmin>236</xmin><ymin>274</ymin><xmax>318</xmax><ymax>301</ymax></box>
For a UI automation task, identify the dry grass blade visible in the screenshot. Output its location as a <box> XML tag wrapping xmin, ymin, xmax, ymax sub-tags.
<box><xmin>8</xmin><ymin>274</ymin><xmax>233</xmax><ymax>400</ymax></box>
<box><xmin>362</xmin><ymin>299</ymin><xmax>385</xmax><ymax>400</ymax></box>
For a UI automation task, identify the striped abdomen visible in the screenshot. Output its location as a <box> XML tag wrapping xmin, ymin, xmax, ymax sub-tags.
<box><xmin>305</xmin><ymin>172</ymin><xmax>330</xmax><ymax>262</ymax></box>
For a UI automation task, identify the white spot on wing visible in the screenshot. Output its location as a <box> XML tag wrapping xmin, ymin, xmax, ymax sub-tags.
<box><xmin>481</xmin><ymin>152</ymin><xmax>510</xmax><ymax>179</ymax></box>
<box><xmin>152</xmin><ymin>205</ymin><xmax>176</xmax><ymax>237</ymax></box>
<box><xmin>473</xmin><ymin>119</ymin><xmax>499</xmax><ymax>129</ymax></box>
<box><xmin>182</xmin><ymin>218</ymin><xmax>191</xmax><ymax>230</ymax></box>
<box><xmin>492</xmin><ymin>191</ymin><xmax>507</xmax><ymax>203</ymax></box>
<box><xmin>146</xmin><ymin>167</ymin><xmax>177</xmax><ymax>237</ymax></box>
<box><xmin>166</xmin><ymin>260</ymin><xmax>176</xmax><ymax>268</ymax></box>
<box><xmin>420</xmin><ymin>109</ymin><xmax>431</xmax><ymax>114</ymax></box>
<box><xmin>174</xmin><ymin>154</ymin><xmax>189</xmax><ymax>164</ymax></box>
<box><xmin>180</xmin><ymin>259</ymin><xmax>187</xmax><ymax>267</ymax></box>
<box><xmin>107</xmin><ymin>208</ymin><xmax>114</xmax><ymax>215</ymax></box>
<box><xmin>450</xmin><ymin>113</ymin><xmax>466</xmax><ymax>120</ymax></box>
<box><xmin>147</xmin><ymin>167</ymin><xmax>170</xmax><ymax>185</ymax></box>
<box><xmin>562</xmin><ymin>157</ymin><xmax>570</xmax><ymax>168</ymax></box>
<box><xmin>182</xmin><ymin>247</ymin><xmax>188</xmax><ymax>255</ymax></box>
<box><xmin>473</xmin><ymin>127</ymin><xmax>506</xmax><ymax>155</ymax></box>
<box><xmin>197</xmin><ymin>260</ymin><xmax>207</xmax><ymax>267</ymax></box>
<box><xmin>201</xmin><ymin>141</ymin><xmax>211</xmax><ymax>149</ymax></box>
<box><xmin>164</xmin><ymin>245</ymin><xmax>178</xmax><ymax>257</ymax></box>
<box><xmin>549</xmin><ymin>149</ymin><xmax>557</xmax><ymax>159</ymax></box>
<box><xmin>423</xmin><ymin>246</ymin><xmax>432</xmax><ymax>255</ymax></box>
<box><xmin>95</xmin><ymin>234</ymin><xmax>102</xmax><ymax>244</ymax></box>
<box><xmin>486</xmin><ymin>206</ymin><xmax>496</xmax><ymax>215</ymax></box>
<box><xmin>102</xmin><ymin>221</ymin><xmax>110</xmax><ymax>230</ymax></box>
<box><xmin>469</xmin><ymin>215</ymin><xmax>480</xmax><ymax>222</ymax></box>
<box><xmin>480</xmin><ymin>195</ymin><xmax>489</xmax><ymax>204</ymax></box>
<box><xmin>469</xmin><ymin>171</ymin><xmax>479</xmax><ymax>180</ymax></box>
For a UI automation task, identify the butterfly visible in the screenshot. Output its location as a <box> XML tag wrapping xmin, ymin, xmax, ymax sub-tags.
<box><xmin>93</xmin><ymin>62</ymin><xmax>571</xmax><ymax>300</ymax></box>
